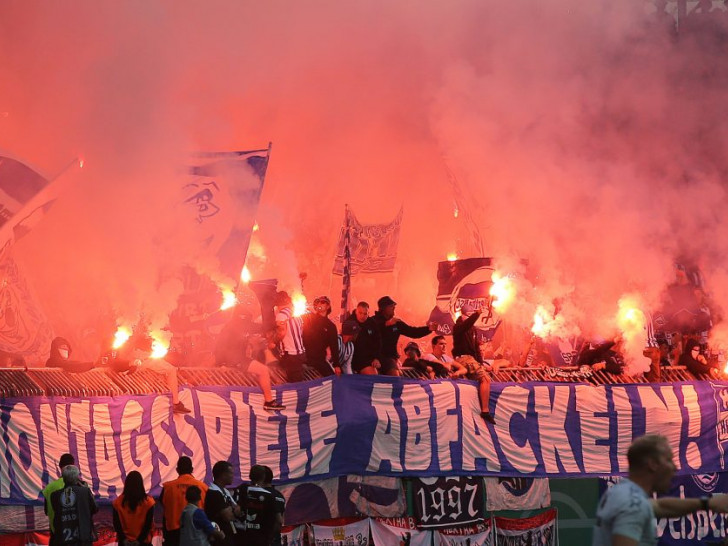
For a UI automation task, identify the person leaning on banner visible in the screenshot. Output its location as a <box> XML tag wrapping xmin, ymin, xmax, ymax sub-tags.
<box><xmin>578</xmin><ymin>335</ymin><xmax>626</xmax><ymax>375</ymax></box>
<box><xmin>593</xmin><ymin>434</ymin><xmax>728</xmax><ymax>546</ymax></box>
<box><xmin>113</xmin><ymin>471</ymin><xmax>155</xmax><ymax>546</ymax></box>
<box><xmin>342</xmin><ymin>301</ymin><xmax>382</xmax><ymax>375</ymax></box>
<box><xmin>301</xmin><ymin>295</ymin><xmax>342</xmax><ymax>377</ymax></box>
<box><xmin>45</xmin><ymin>337</ymin><xmax>96</xmax><ymax>373</ymax></box>
<box><xmin>42</xmin><ymin>453</ymin><xmax>76</xmax><ymax>541</ymax></box>
<box><xmin>180</xmin><ymin>486</ymin><xmax>225</xmax><ymax>546</ymax></box>
<box><xmin>679</xmin><ymin>338</ymin><xmax>718</xmax><ymax>378</ymax></box>
<box><xmin>372</xmin><ymin>296</ymin><xmax>436</xmax><ymax>376</ymax></box>
<box><xmin>50</xmin><ymin>465</ymin><xmax>97</xmax><ymax>546</ymax></box>
<box><xmin>160</xmin><ymin>456</ymin><xmax>209</xmax><ymax>546</ymax></box>
<box><xmin>273</xmin><ymin>291</ymin><xmax>307</xmax><ymax>383</ymax></box>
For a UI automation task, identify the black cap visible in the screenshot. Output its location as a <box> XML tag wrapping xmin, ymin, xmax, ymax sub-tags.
<box><xmin>377</xmin><ymin>296</ymin><xmax>397</xmax><ymax>309</ymax></box>
<box><xmin>404</xmin><ymin>342</ymin><xmax>420</xmax><ymax>356</ymax></box>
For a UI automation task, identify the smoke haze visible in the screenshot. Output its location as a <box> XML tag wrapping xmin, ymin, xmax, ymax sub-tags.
<box><xmin>1</xmin><ymin>1</ymin><xmax>727</xmax><ymax>364</ymax></box>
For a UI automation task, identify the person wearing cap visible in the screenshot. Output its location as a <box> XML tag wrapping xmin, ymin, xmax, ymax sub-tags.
<box><xmin>42</xmin><ymin>453</ymin><xmax>76</xmax><ymax>540</ymax></box>
<box><xmin>273</xmin><ymin>291</ymin><xmax>306</xmax><ymax>383</ymax></box>
<box><xmin>302</xmin><ymin>295</ymin><xmax>341</xmax><ymax>377</ymax></box>
<box><xmin>160</xmin><ymin>456</ymin><xmax>209</xmax><ymax>546</ymax></box>
<box><xmin>373</xmin><ymin>296</ymin><xmax>437</xmax><ymax>376</ymax></box>
<box><xmin>342</xmin><ymin>302</ymin><xmax>382</xmax><ymax>375</ymax></box>
<box><xmin>452</xmin><ymin>304</ymin><xmax>496</xmax><ymax>424</ymax></box>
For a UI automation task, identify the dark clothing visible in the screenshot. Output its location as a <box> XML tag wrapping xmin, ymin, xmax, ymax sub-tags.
<box><xmin>46</xmin><ymin>337</ymin><xmax>95</xmax><ymax>373</ymax></box>
<box><xmin>578</xmin><ymin>341</ymin><xmax>625</xmax><ymax>374</ymax></box>
<box><xmin>680</xmin><ymin>339</ymin><xmax>712</xmax><ymax>376</ymax></box>
<box><xmin>50</xmin><ymin>484</ymin><xmax>97</xmax><ymax>546</ymax></box>
<box><xmin>280</xmin><ymin>353</ymin><xmax>306</xmax><ymax>383</ymax></box>
<box><xmin>234</xmin><ymin>484</ymin><xmax>284</xmax><ymax>546</ymax></box>
<box><xmin>452</xmin><ymin>311</ymin><xmax>483</xmax><ymax>363</ymax></box>
<box><xmin>214</xmin><ymin>316</ymin><xmax>263</xmax><ymax>369</ymax></box>
<box><xmin>302</xmin><ymin>313</ymin><xmax>340</xmax><ymax>376</ymax></box>
<box><xmin>344</xmin><ymin>312</ymin><xmax>382</xmax><ymax>373</ymax></box>
<box><xmin>372</xmin><ymin>311</ymin><xmax>431</xmax><ymax>360</ymax></box>
<box><xmin>267</xmin><ymin>487</ymin><xmax>285</xmax><ymax>546</ymax></box>
<box><xmin>204</xmin><ymin>486</ymin><xmax>239</xmax><ymax>546</ymax></box>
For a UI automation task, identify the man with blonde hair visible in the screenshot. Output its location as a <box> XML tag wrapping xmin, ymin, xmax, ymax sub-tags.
<box><xmin>593</xmin><ymin>434</ymin><xmax>728</xmax><ymax>545</ymax></box>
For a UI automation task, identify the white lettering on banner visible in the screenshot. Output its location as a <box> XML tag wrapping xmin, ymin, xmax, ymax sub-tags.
<box><xmin>68</xmin><ymin>401</ymin><xmax>92</xmax><ymax>484</ymax></box>
<box><xmin>5</xmin><ymin>402</ymin><xmax>41</xmax><ymax>499</ymax></box>
<box><xmin>368</xmin><ymin>383</ymin><xmax>403</xmax><ymax>472</ymax></box>
<box><xmin>682</xmin><ymin>385</ymin><xmax>704</xmax><ymax>470</ymax></box>
<box><xmin>283</xmin><ymin>392</ymin><xmax>305</xmax><ymax>479</ymax></box>
<box><xmin>462</xmin><ymin>384</ymin><xmax>500</xmax><ymax>472</ymax></box>
<box><xmin>197</xmin><ymin>391</ymin><xmax>234</xmax><ymax>466</ymax></box>
<box><xmin>658</xmin><ymin>486</ymin><xmax>728</xmax><ymax>540</ymax></box>
<box><xmin>496</xmin><ymin>385</ymin><xmax>537</xmax><ymax>472</ymax></box>
<box><xmin>431</xmin><ymin>382</ymin><xmax>458</xmax><ymax>471</ymax></box>
<box><xmin>639</xmin><ymin>386</ymin><xmax>683</xmax><ymax>469</ymax></box>
<box><xmin>610</xmin><ymin>387</ymin><xmax>633</xmax><ymax>473</ymax></box>
<box><xmin>150</xmin><ymin>396</ymin><xmax>178</xmax><ymax>484</ymax></box>
<box><xmin>172</xmin><ymin>392</ymin><xmax>208</xmax><ymax>477</ymax></box>
<box><xmin>92</xmin><ymin>403</ymin><xmax>120</xmax><ymax>497</ymax></box>
<box><xmin>229</xmin><ymin>391</ymin><xmax>252</xmax><ymax>472</ymax></box>
<box><xmin>307</xmin><ymin>382</ymin><xmax>337</xmax><ymax>476</ymax></box>
<box><xmin>533</xmin><ymin>386</ymin><xmax>580</xmax><ymax>473</ymax></box>
<box><xmin>38</xmin><ymin>403</ymin><xmax>71</xmax><ymax>482</ymax></box>
<box><xmin>575</xmin><ymin>386</ymin><xmax>610</xmax><ymax>473</ymax></box>
<box><xmin>119</xmin><ymin>400</ymin><xmax>153</xmax><ymax>476</ymax></box>
<box><xmin>252</xmin><ymin>391</ymin><xmax>285</xmax><ymax>479</ymax></box>
<box><xmin>401</xmin><ymin>384</ymin><xmax>432</xmax><ymax>471</ymax></box>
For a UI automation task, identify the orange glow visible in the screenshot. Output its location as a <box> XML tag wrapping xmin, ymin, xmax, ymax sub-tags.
<box><xmin>220</xmin><ymin>288</ymin><xmax>237</xmax><ymax>310</ymax></box>
<box><xmin>292</xmin><ymin>293</ymin><xmax>307</xmax><ymax>317</ymax></box>
<box><xmin>453</xmin><ymin>207</ymin><xmax>459</xmax><ymax>218</ymax></box>
<box><xmin>616</xmin><ymin>295</ymin><xmax>646</xmax><ymax>342</ymax></box>
<box><xmin>79</xmin><ymin>158</ymin><xmax>85</xmax><ymax>168</ymax></box>
<box><xmin>531</xmin><ymin>306</ymin><xmax>551</xmax><ymax>338</ymax></box>
<box><xmin>240</xmin><ymin>265</ymin><xmax>251</xmax><ymax>284</ymax></box>
<box><xmin>724</xmin><ymin>361</ymin><xmax>728</xmax><ymax>375</ymax></box>
<box><xmin>149</xmin><ymin>332</ymin><xmax>170</xmax><ymax>359</ymax></box>
<box><xmin>253</xmin><ymin>222</ymin><xmax>259</xmax><ymax>232</ymax></box>
<box><xmin>447</xmin><ymin>253</ymin><xmax>458</xmax><ymax>262</ymax></box>
<box><xmin>112</xmin><ymin>326</ymin><xmax>132</xmax><ymax>349</ymax></box>
<box><xmin>490</xmin><ymin>272</ymin><xmax>515</xmax><ymax>313</ymax></box>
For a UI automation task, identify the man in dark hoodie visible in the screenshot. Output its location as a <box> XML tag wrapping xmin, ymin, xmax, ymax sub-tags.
<box><xmin>45</xmin><ymin>337</ymin><xmax>96</xmax><ymax>373</ymax></box>
<box><xmin>342</xmin><ymin>301</ymin><xmax>381</xmax><ymax>375</ymax></box>
<box><xmin>373</xmin><ymin>296</ymin><xmax>436</xmax><ymax>376</ymax></box>
<box><xmin>302</xmin><ymin>296</ymin><xmax>341</xmax><ymax>377</ymax></box>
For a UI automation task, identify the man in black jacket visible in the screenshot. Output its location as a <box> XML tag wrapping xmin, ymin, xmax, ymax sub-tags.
<box><xmin>342</xmin><ymin>302</ymin><xmax>382</xmax><ymax>375</ymax></box>
<box><xmin>373</xmin><ymin>296</ymin><xmax>436</xmax><ymax>376</ymax></box>
<box><xmin>302</xmin><ymin>296</ymin><xmax>341</xmax><ymax>377</ymax></box>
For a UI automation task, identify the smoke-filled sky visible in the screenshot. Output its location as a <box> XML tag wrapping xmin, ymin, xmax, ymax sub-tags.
<box><xmin>1</xmin><ymin>0</ymin><xmax>728</xmax><ymax>363</ymax></box>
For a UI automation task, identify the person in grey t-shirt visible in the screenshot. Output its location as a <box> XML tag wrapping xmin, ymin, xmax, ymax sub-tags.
<box><xmin>593</xmin><ymin>434</ymin><xmax>728</xmax><ymax>546</ymax></box>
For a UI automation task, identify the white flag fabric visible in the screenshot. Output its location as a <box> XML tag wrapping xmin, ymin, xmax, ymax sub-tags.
<box><xmin>370</xmin><ymin>517</ymin><xmax>434</xmax><ymax>546</ymax></box>
<box><xmin>311</xmin><ymin>519</ymin><xmax>370</xmax><ymax>545</ymax></box>
<box><xmin>437</xmin><ymin>519</ymin><xmax>493</xmax><ymax>546</ymax></box>
<box><xmin>485</xmin><ymin>477</ymin><xmax>550</xmax><ymax>511</ymax></box>
<box><xmin>280</xmin><ymin>524</ymin><xmax>306</xmax><ymax>546</ymax></box>
<box><xmin>493</xmin><ymin>509</ymin><xmax>557</xmax><ymax>545</ymax></box>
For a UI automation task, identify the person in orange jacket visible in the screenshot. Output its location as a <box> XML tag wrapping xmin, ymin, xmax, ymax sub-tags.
<box><xmin>113</xmin><ymin>471</ymin><xmax>155</xmax><ymax>546</ymax></box>
<box><xmin>160</xmin><ymin>456</ymin><xmax>208</xmax><ymax>546</ymax></box>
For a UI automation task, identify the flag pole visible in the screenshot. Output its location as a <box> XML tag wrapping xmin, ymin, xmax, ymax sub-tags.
<box><xmin>339</xmin><ymin>204</ymin><xmax>351</xmax><ymax>323</ymax></box>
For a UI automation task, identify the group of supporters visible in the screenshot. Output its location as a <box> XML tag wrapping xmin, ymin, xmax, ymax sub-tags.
<box><xmin>40</xmin><ymin>454</ymin><xmax>284</xmax><ymax>546</ymax></box>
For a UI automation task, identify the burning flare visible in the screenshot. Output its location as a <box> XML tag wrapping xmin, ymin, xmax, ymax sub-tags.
<box><xmin>240</xmin><ymin>265</ymin><xmax>251</xmax><ymax>284</ymax></box>
<box><xmin>447</xmin><ymin>252</ymin><xmax>458</xmax><ymax>262</ymax></box>
<box><xmin>531</xmin><ymin>305</ymin><xmax>552</xmax><ymax>338</ymax></box>
<box><xmin>220</xmin><ymin>288</ymin><xmax>237</xmax><ymax>311</ymax></box>
<box><xmin>490</xmin><ymin>272</ymin><xmax>516</xmax><ymax>313</ymax></box>
<box><xmin>112</xmin><ymin>326</ymin><xmax>132</xmax><ymax>349</ymax></box>
<box><xmin>292</xmin><ymin>293</ymin><xmax>307</xmax><ymax>317</ymax></box>
<box><xmin>149</xmin><ymin>331</ymin><xmax>170</xmax><ymax>359</ymax></box>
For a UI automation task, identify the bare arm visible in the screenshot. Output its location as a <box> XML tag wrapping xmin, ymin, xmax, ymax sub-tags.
<box><xmin>611</xmin><ymin>535</ymin><xmax>639</xmax><ymax>546</ymax></box>
<box><xmin>651</xmin><ymin>494</ymin><xmax>728</xmax><ymax>518</ymax></box>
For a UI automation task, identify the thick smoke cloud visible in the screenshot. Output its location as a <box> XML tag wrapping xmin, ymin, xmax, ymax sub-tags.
<box><xmin>1</xmin><ymin>1</ymin><xmax>727</xmax><ymax>364</ymax></box>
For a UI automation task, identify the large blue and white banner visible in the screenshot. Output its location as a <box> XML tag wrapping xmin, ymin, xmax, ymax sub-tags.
<box><xmin>3</xmin><ymin>376</ymin><xmax>728</xmax><ymax>505</ymax></box>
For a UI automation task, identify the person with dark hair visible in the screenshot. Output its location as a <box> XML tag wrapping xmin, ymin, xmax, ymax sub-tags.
<box><xmin>113</xmin><ymin>471</ymin><xmax>155</xmax><ymax>546</ymax></box>
<box><xmin>578</xmin><ymin>335</ymin><xmax>626</xmax><ymax>375</ymax></box>
<box><xmin>302</xmin><ymin>295</ymin><xmax>341</xmax><ymax>377</ymax></box>
<box><xmin>50</xmin><ymin>465</ymin><xmax>97</xmax><ymax>546</ymax></box>
<box><xmin>401</xmin><ymin>342</ymin><xmax>431</xmax><ymax>377</ymax></box>
<box><xmin>274</xmin><ymin>291</ymin><xmax>306</xmax><ymax>383</ymax></box>
<box><xmin>593</xmin><ymin>434</ymin><xmax>728</xmax><ymax>545</ymax></box>
<box><xmin>372</xmin><ymin>296</ymin><xmax>436</xmax><ymax>376</ymax></box>
<box><xmin>42</xmin><ymin>453</ymin><xmax>76</xmax><ymax>541</ymax></box>
<box><xmin>261</xmin><ymin>466</ymin><xmax>285</xmax><ymax>546</ymax></box>
<box><xmin>180</xmin><ymin>486</ymin><xmax>225</xmax><ymax>546</ymax></box>
<box><xmin>235</xmin><ymin>465</ymin><xmax>284</xmax><ymax>546</ymax></box>
<box><xmin>205</xmin><ymin>461</ymin><xmax>241</xmax><ymax>546</ymax></box>
<box><xmin>342</xmin><ymin>302</ymin><xmax>381</xmax><ymax>375</ymax></box>
<box><xmin>160</xmin><ymin>456</ymin><xmax>209</xmax><ymax>546</ymax></box>
<box><xmin>423</xmin><ymin>336</ymin><xmax>465</xmax><ymax>378</ymax></box>
<box><xmin>679</xmin><ymin>338</ymin><xmax>716</xmax><ymax>378</ymax></box>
